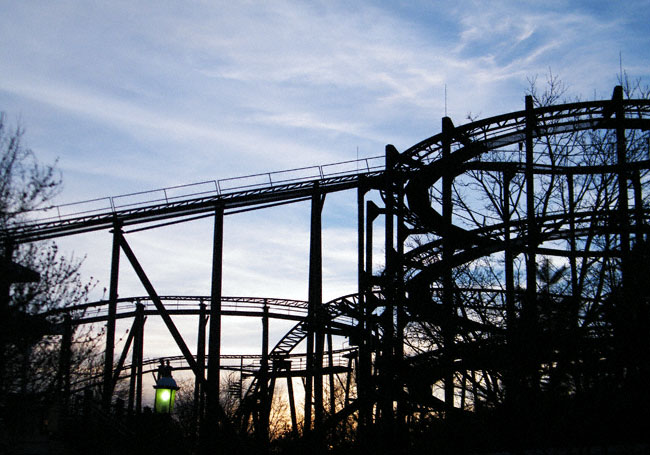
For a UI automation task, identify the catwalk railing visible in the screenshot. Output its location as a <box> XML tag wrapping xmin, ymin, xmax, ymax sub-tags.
<box><xmin>2</xmin><ymin>155</ymin><xmax>385</xmax><ymax>243</ymax></box>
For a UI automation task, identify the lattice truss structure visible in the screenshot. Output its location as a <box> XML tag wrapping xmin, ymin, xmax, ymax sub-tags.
<box><xmin>2</xmin><ymin>86</ymin><xmax>650</xmax><ymax>446</ymax></box>
<box><xmin>372</xmin><ymin>86</ymin><xmax>650</xmax><ymax>427</ymax></box>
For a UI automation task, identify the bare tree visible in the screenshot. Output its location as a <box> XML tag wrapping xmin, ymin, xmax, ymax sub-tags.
<box><xmin>0</xmin><ymin>113</ymin><xmax>98</xmax><ymax>441</ymax></box>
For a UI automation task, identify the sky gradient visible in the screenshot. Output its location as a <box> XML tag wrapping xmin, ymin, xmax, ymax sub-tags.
<box><xmin>2</xmin><ymin>0</ymin><xmax>649</xmax><ymax>362</ymax></box>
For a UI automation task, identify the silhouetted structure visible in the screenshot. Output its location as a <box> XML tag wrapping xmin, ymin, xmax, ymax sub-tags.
<box><xmin>2</xmin><ymin>86</ymin><xmax>650</xmax><ymax>453</ymax></box>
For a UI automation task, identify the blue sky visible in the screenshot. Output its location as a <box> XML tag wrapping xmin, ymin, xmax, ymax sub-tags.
<box><xmin>2</xmin><ymin>1</ymin><xmax>649</xmax><ymax>365</ymax></box>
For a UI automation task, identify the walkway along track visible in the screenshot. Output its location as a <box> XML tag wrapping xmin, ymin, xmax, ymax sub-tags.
<box><xmin>2</xmin><ymin>159</ymin><xmax>385</xmax><ymax>244</ymax></box>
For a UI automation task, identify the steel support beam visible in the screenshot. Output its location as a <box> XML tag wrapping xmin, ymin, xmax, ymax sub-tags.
<box><xmin>327</xmin><ymin>332</ymin><xmax>336</xmax><ymax>415</ymax></box>
<box><xmin>126</xmin><ymin>303</ymin><xmax>144</xmax><ymax>413</ymax></box>
<box><xmin>441</xmin><ymin>117</ymin><xmax>455</xmax><ymax>414</ymax></box>
<box><xmin>503</xmin><ymin>170</ymin><xmax>517</xmax><ymax>406</ymax></box>
<box><xmin>356</xmin><ymin>182</ymin><xmax>368</xmax><ymax>431</ymax></box>
<box><xmin>135</xmin><ymin>303</ymin><xmax>144</xmax><ymax>413</ymax></box>
<box><xmin>524</xmin><ymin>95</ymin><xmax>539</xmax><ymax>391</ymax></box>
<box><xmin>118</xmin><ymin>235</ymin><xmax>204</xmax><ymax>386</ymax></box>
<box><xmin>306</xmin><ymin>184</ymin><xmax>324</xmax><ymax>433</ymax></box>
<box><xmin>287</xmin><ymin>373</ymin><xmax>298</xmax><ymax>436</ymax></box>
<box><xmin>567</xmin><ymin>174</ymin><xmax>580</xmax><ymax>324</ymax></box>
<box><xmin>381</xmin><ymin>148</ymin><xmax>396</xmax><ymax>427</ymax></box>
<box><xmin>633</xmin><ymin>171</ymin><xmax>645</xmax><ymax>242</ymax></box>
<box><xmin>503</xmin><ymin>170</ymin><xmax>515</xmax><ymax>330</ymax></box>
<box><xmin>259</xmin><ymin>304</ymin><xmax>270</xmax><ymax>443</ymax></box>
<box><xmin>103</xmin><ymin>222</ymin><xmax>121</xmax><ymax>410</ymax></box>
<box><xmin>356</xmin><ymin>183</ymin><xmax>373</xmax><ymax>433</ymax></box>
<box><xmin>394</xmin><ymin>153</ymin><xmax>407</xmax><ymax>428</ymax></box>
<box><xmin>114</xmin><ymin>313</ymin><xmax>137</xmax><ymax>398</ymax></box>
<box><xmin>364</xmin><ymin>199</ymin><xmax>379</xmax><ymax>426</ymax></box>
<box><xmin>614</xmin><ymin>86</ymin><xmax>630</xmax><ymax>270</ymax></box>
<box><xmin>57</xmin><ymin>314</ymin><xmax>72</xmax><ymax>414</ymax></box>
<box><xmin>194</xmin><ymin>302</ymin><xmax>207</xmax><ymax>427</ymax></box>
<box><xmin>207</xmin><ymin>205</ymin><xmax>224</xmax><ymax>433</ymax></box>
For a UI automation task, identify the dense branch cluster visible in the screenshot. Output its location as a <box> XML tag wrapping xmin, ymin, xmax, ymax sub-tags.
<box><xmin>0</xmin><ymin>114</ymin><xmax>100</xmax><ymax>442</ymax></box>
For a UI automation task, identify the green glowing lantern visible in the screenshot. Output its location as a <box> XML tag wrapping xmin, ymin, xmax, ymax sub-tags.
<box><xmin>153</xmin><ymin>361</ymin><xmax>179</xmax><ymax>414</ymax></box>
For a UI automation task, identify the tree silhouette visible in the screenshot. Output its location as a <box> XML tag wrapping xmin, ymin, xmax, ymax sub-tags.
<box><xmin>0</xmin><ymin>113</ymin><xmax>98</xmax><ymax>444</ymax></box>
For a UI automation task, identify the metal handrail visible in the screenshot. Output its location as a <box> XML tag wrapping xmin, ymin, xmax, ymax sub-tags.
<box><xmin>19</xmin><ymin>155</ymin><xmax>384</xmax><ymax>224</ymax></box>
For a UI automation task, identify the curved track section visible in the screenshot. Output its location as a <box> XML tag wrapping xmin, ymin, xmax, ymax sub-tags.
<box><xmin>399</xmin><ymin>94</ymin><xmax>650</xmax><ymax>292</ymax></box>
<box><xmin>46</xmin><ymin>295</ymin><xmax>311</xmax><ymax>325</ymax></box>
<box><xmin>384</xmin><ymin>90</ymin><xmax>650</xmax><ymax>425</ymax></box>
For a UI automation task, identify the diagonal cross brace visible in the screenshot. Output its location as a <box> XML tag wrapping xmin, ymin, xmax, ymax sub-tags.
<box><xmin>119</xmin><ymin>235</ymin><xmax>201</xmax><ymax>376</ymax></box>
<box><xmin>118</xmin><ymin>233</ymin><xmax>230</xmax><ymax>424</ymax></box>
<box><xmin>111</xmin><ymin>314</ymin><xmax>139</xmax><ymax>390</ymax></box>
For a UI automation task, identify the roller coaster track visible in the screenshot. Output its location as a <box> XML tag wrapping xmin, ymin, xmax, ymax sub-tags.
<box><xmin>237</xmin><ymin>292</ymin><xmax>368</xmax><ymax>403</ymax></box>
<box><xmin>396</xmin><ymin>95</ymin><xmax>650</xmax><ymax>292</ymax></box>
<box><xmin>399</xmin><ymin>98</ymin><xmax>650</xmax><ymax>165</ymax></box>
<box><xmin>7</xmin><ymin>90</ymin><xmax>650</xmax><ymax>444</ymax></box>
<box><xmin>70</xmin><ymin>348</ymin><xmax>358</xmax><ymax>394</ymax></box>
<box><xmin>45</xmin><ymin>294</ymin><xmax>358</xmax><ymax>340</ymax></box>
<box><xmin>2</xmin><ymin>157</ymin><xmax>385</xmax><ymax>243</ymax></box>
<box><xmin>4</xmin><ymin>98</ymin><xmax>647</xmax><ymax>247</ymax></box>
<box><xmin>60</xmin><ymin>294</ymin><xmax>361</xmax><ymax>396</ymax></box>
<box><xmin>47</xmin><ymin>295</ymin><xmax>312</xmax><ymax>325</ymax></box>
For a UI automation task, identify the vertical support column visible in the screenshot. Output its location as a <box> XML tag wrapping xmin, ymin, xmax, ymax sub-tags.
<box><xmin>365</xmin><ymin>200</ymin><xmax>379</xmax><ymax>425</ymax></box>
<box><xmin>0</xmin><ymin>240</ymin><xmax>14</xmax><ymax>397</ymax></box>
<box><xmin>393</xmin><ymin>152</ymin><xmax>407</xmax><ymax>428</ymax></box>
<box><xmin>259</xmin><ymin>304</ymin><xmax>270</xmax><ymax>443</ymax></box>
<box><xmin>128</xmin><ymin>323</ymin><xmax>137</xmax><ymax>413</ymax></box>
<box><xmin>524</xmin><ymin>95</ymin><xmax>539</xmax><ymax>392</ymax></box>
<box><xmin>503</xmin><ymin>169</ymin><xmax>517</xmax><ymax>405</ymax></box>
<box><xmin>380</xmin><ymin>146</ymin><xmax>396</xmax><ymax>427</ymax></box>
<box><xmin>344</xmin><ymin>353</ymin><xmax>354</xmax><ymax>407</ymax></box>
<box><xmin>134</xmin><ymin>303</ymin><xmax>144</xmax><ymax>413</ymax></box>
<box><xmin>503</xmin><ymin>170</ymin><xmax>515</xmax><ymax>328</ymax></box>
<box><xmin>525</xmin><ymin>94</ymin><xmax>537</xmax><ymax>305</ymax></box>
<box><xmin>103</xmin><ymin>222</ymin><xmax>122</xmax><ymax>410</ymax></box>
<box><xmin>128</xmin><ymin>303</ymin><xmax>144</xmax><ymax>414</ymax></box>
<box><xmin>441</xmin><ymin>117</ymin><xmax>455</xmax><ymax>414</ymax></box>
<box><xmin>327</xmin><ymin>332</ymin><xmax>336</xmax><ymax>415</ymax></box>
<box><xmin>613</xmin><ymin>86</ymin><xmax>630</xmax><ymax>271</ymax></box>
<box><xmin>356</xmin><ymin>182</ymin><xmax>370</xmax><ymax>432</ymax></box>
<box><xmin>286</xmin><ymin>364</ymin><xmax>298</xmax><ymax>436</ymax></box>
<box><xmin>314</xmin><ymin>328</ymin><xmax>325</xmax><ymax>431</ymax></box>
<box><xmin>195</xmin><ymin>302</ymin><xmax>207</xmax><ymax>427</ymax></box>
<box><xmin>207</xmin><ymin>205</ymin><xmax>224</xmax><ymax>430</ymax></box>
<box><xmin>131</xmin><ymin>303</ymin><xmax>145</xmax><ymax>414</ymax></box>
<box><xmin>239</xmin><ymin>356</ymin><xmax>244</xmax><ymax>404</ymax></box>
<box><xmin>307</xmin><ymin>184</ymin><xmax>324</xmax><ymax>433</ymax></box>
<box><xmin>304</xmin><ymin>323</ymin><xmax>314</xmax><ymax>432</ymax></box>
<box><xmin>568</xmin><ymin>175</ymin><xmax>579</xmax><ymax>298</ymax></box>
<box><xmin>57</xmin><ymin>314</ymin><xmax>72</xmax><ymax>416</ymax></box>
<box><xmin>633</xmin><ymin>170</ymin><xmax>644</xmax><ymax>242</ymax></box>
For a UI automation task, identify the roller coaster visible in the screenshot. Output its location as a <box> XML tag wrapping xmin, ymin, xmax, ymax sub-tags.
<box><xmin>3</xmin><ymin>85</ymin><xmax>650</xmax><ymax>452</ymax></box>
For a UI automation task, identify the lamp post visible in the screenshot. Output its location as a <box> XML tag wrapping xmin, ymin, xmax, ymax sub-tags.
<box><xmin>154</xmin><ymin>360</ymin><xmax>179</xmax><ymax>414</ymax></box>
